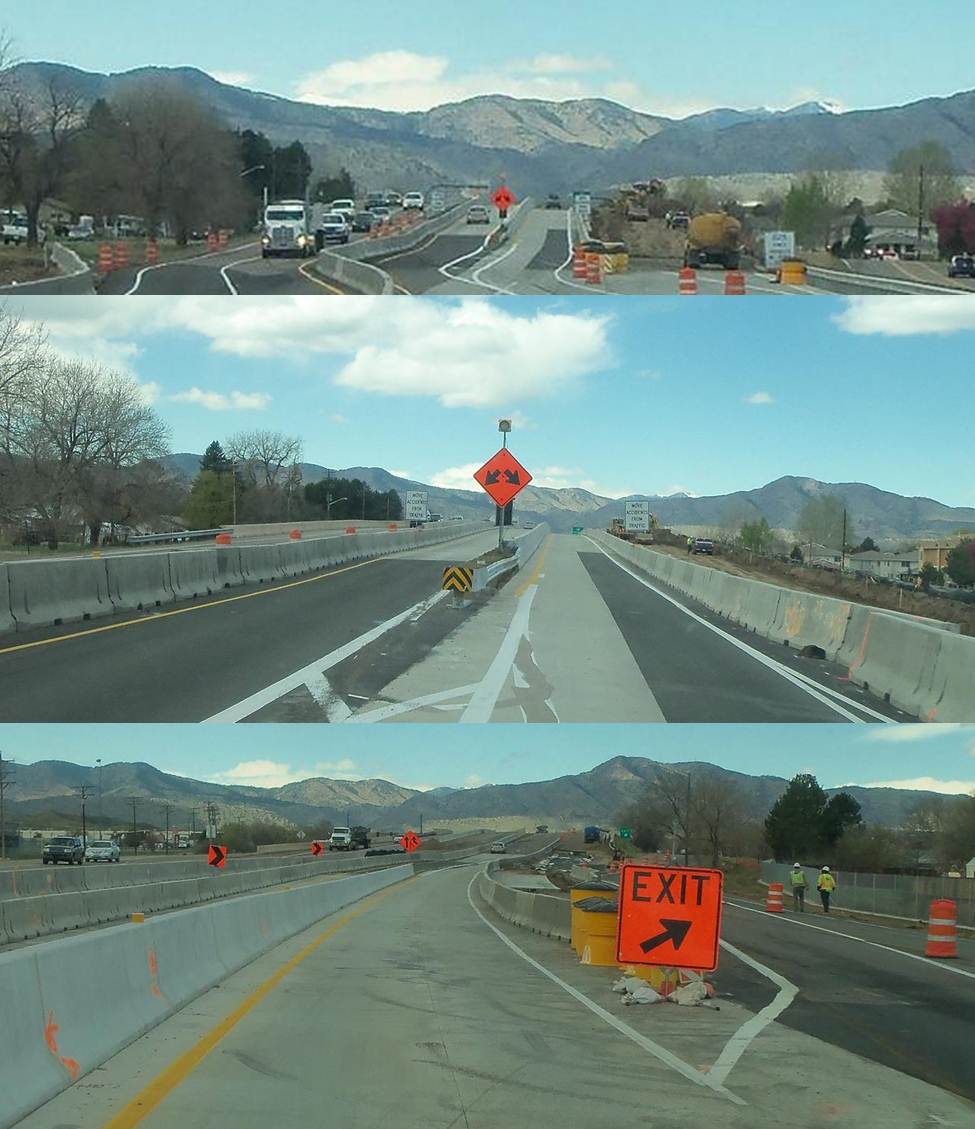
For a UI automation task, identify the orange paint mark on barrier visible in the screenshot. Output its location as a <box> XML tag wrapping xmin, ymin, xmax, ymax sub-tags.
<box><xmin>289</xmin><ymin>529</ymin><xmax>303</xmax><ymax>540</ymax></box>
<box><xmin>345</xmin><ymin>527</ymin><xmax>357</xmax><ymax>534</ymax></box>
<box><xmin>214</xmin><ymin>533</ymin><xmax>233</xmax><ymax>545</ymax></box>
<box><xmin>841</xmin><ymin>615</ymin><xmax>874</xmax><ymax>682</ymax></box>
<box><xmin>45</xmin><ymin>1011</ymin><xmax>81</xmax><ymax>1079</ymax></box>
<box><xmin>148</xmin><ymin>947</ymin><xmax>163</xmax><ymax>998</ymax></box>
<box><xmin>388</xmin><ymin>523</ymin><xmax>398</xmax><ymax>531</ymax></box>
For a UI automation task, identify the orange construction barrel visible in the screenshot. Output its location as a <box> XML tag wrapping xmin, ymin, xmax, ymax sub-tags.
<box><xmin>766</xmin><ymin>882</ymin><xmax>785</xmax><ymax>913</ymax></box>
<box><xmin>925</xmin><ymin>899</ymin><xmax>958</xmax><ymax>959</ymax></box>
<box><xmin>678</xmin><ymin>267</ymin><xmax>698</xmax><ymax>295</ymax></box>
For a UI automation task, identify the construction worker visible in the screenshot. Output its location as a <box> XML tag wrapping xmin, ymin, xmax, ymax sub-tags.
<box><xmin>817</xmin><ymin>866</ymin><xmax>837</xmax><ymax>913</ymax></box>
<box><xmin>687</xmin><ymin>536</ymin><xmax>694</xmax><ymax>554</ymax></box>
<box><xmin>789</xmin><ymin>863</ymin><xmax>807</xmax><ymax>912</ymax></box>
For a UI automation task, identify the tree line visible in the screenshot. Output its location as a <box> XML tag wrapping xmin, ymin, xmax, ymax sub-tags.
<box><xmin>0</xmin><ymin>40</ymin><xmax>358</xmax><ymax>246</ymax></box>
<box><xmin>183</xmin><ymin>438</ymin><xmax>403</xmax><ymax>528</ymax></box>
<box><xmin>617</xmin><ymin>768</ymin><xmax>975</xmax><ymax>873</ymax></box>
<box><xmin>0</xmin><ymin>306</ymin><xmax>179</xmax><ymax>547</ymax></box>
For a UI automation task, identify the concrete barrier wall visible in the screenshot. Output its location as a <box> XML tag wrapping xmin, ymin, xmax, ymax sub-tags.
<box><xmin>476</xmin><ymin>864</ymin><xmax>571</xmax><ymax>942</ymax></box>
<box><xmin>0</xmin><ymin>854</ymin><xmax>402</xmax><ymax>944</ymax></box>
<box><xmin>0</xmin><ymin>522</ymin><xmax>485</xmax><ymax>636</ymax></box>
<box><xmin>0</xmin><ymin>864</ymin><xmax>413</xmax><ymax>1128</ymax></box>
<box><xmin>589</xmin><ymin>531</ymin><xmax>975</xmax><ymax>722</ymax></box>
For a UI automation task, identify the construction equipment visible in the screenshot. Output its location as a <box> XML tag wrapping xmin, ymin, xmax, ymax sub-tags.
<box><xmin>684</xmin><ymin>213</ymin><xmax>743</xmax><ymax>270</ymax></box>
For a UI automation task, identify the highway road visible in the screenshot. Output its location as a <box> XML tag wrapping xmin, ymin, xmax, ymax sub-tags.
<box><xmin>0</xmin><ymin>531</ymin><xmax>912</xmax><ymax>724</ymax></box>
<box><xmin>15</xmin><ymin>856</ymin><xmax>974</xmax><ymax>1129</ymax></box>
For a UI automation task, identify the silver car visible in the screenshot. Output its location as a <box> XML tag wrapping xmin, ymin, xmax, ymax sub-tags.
<box><xmin>84</xmin><ymin>839</ymin><xmax>121</xmax><ymax>863</ymax></box>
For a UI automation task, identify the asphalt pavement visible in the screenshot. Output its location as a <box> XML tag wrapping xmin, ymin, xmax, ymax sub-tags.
<box><xmin>15</xmin><ymin>862</ymin><xmax>974</xmax><ymax>1129</ymax></box>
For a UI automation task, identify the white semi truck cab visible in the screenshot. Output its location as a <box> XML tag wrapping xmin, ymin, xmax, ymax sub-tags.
<box><xmin>262</xmin><ymin>200</ymin><xmax>317</xmax><ymax>258</ymax></box>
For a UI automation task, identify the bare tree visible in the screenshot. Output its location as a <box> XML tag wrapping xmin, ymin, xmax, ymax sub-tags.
<box><xmin>0</xmin><ymin>68</ymin><xmax>85</xmax><ymax>245</ymax></box>
<box><xmin>691</xmin><ymin>772</ymin><xmax>748</xmax><ymax>867</ymax></box>
<box><xmin>227</xmin><ymin>429</ymin><xmax>302</xmax><ymax>488</ymax></box>
<box><xmin>0</xmin><ymin>304</ymin><xmax>45</xmax><ymax>402</ymax></box>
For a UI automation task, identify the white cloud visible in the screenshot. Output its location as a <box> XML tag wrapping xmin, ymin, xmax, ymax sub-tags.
<box><xmin>834</xmin><ymin>298</ymin><xmax>975</xmax><ymax>337</ymax></box>
<box><xmin>862</xmin><ymin>724</ymin><xmax>964</xmax><ymax>744</ymax></box>
<box><xmin>208</xmin><ymin>757</ymin><xmax>361</xmax><ymax>789</ymax></box>
<box><xmin>328</xmin><ymin>413</ymin><xmax>349</xmax><ymax>424</ymax></box>
<box><xmin>390</xmin><ymin>468</ymin><xmax>416</xmax><ymax>480</ymax></box>
<box><xmin>294</xmin><ymin>50</ymin><xmax>693</xmax><ymax>115</ymax></box>
<box><xmin>464</xmin><ymin>773</ymin><xmax>485</xmax><ymax>789</ymax></box>
<box><xmin>860</xmin><ymin>777</ymin><xmax>975</xmax><ymax>796</ymax></box>
<box><xmin>430</xmin><ymin>463</ymin><xmax>482</xmax><ymax>492</ymax></box>
<box><xmin>29</xmin><ymin>298</ymin><xmax>610</xmax><ymax>410</ymax></box>
<box><xmin>169</xmin><ymin>387</ymin><xmax>271</xmax><ymax>412</ymax></box>
<box><xmin>209</xmin><ymin>70</ymin><xmax>254</xmax><ymax>87</ymax></box>
<box><xmin>744</xmin><ymin>391</ymin><xmax>774</xmax><ymax>405</ymax></box>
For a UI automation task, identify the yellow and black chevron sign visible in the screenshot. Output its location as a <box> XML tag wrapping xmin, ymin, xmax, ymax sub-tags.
<box><xmin>442</xmin><ymin>565</ymin><xmax>474</xmax><ymax>592</ymax></box>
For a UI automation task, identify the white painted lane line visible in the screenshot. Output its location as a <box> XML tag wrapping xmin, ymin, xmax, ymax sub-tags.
<box><xmin>710</xmin><ymin>940</ymin><xmax>799</xmax><ymax>1086</ymax></box>
<box><xmin>124</xmin><ymin>242</ymin><xmax>260</xmax><ymax>295</ymax></box>
<box><xmin>469</xmin><ymin>242</ymin><xmax>520</xmax><ymax>294</ymax></box>
<box><xmin>725</xmin><ymin>900</ymin><xmax>975</xmax><ymax>981</ymax></box>
<box><xmin>348</xmin><ymin>683</ymin><xmax>480</xmax><ymax>723</ymax></box>
<box><xmin>584</xmin><ymin>536</ymin><xmax>892</xmax><ymax>724</ymax></box>
<box><xmin>202</xmin><ymin>590</ymin><xmax>450</xmax><ymax>723</ymax></box>
<box><xmin>305</xmin><ymin>673</ymin><xmax>353</xmax><ymax>722</ymax></box>
<box><xmin>466</xmin><ymin>872</ymin><xmax>745</xmax><ymax>1104</ymax></box>
<box><xmin>459</xmin><ymin>586</ymin><xmax>538</xmax><ymax>723</ymax></box>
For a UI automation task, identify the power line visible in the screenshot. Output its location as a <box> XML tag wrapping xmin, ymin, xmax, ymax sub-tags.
<box><xmin>0</xmin><ymin>753</ymin><xmax>15</xmax><ymax>861</ymax></box>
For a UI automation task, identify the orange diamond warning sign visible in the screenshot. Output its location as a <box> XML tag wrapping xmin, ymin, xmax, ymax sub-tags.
<box><xmin>473</xmin><ymin>448</ymin><xmax>532</xmax><ymax>509</ymax></box>
<box><xmin>615</xmin><ymin>864</ymin><xmax>724</xmax><ymax>971</ymax></box>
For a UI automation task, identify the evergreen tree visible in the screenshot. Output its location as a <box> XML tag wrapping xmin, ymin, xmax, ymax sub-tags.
<box><xmin>200</xmin><ymin>440</ymin><xmax>232</xmax><ymax>475</ymax></box>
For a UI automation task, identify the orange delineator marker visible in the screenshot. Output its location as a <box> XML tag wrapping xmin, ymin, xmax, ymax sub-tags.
<box><xmin>678</xmin><ymin>267</ymin><xmax>698</xmax><ymax>295</ymax></box>
<box><xmin>725</xmin><ymin>270</ymin><xmax>747</xmax><ymax>296</ymax></box>
<box><xmin>766</xmin><ymin>882</ymin><xmax>785</xmax><ymax>913</ymax></box>
<box><xmin>925</xmin><ymin>899</ymin><xmax>958</xmax><ymax>959</ymax></box>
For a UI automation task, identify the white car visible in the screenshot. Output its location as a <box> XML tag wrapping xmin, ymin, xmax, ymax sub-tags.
<box><xmin>84</xmin><ymin>840</ymin><xmax>121</xmax><ymax>863</ymax></box>
<box><xmin>490</xmin><ymin>841</ymin><xmax>507</xmax><ymax>854</ymax></box>
<box><xmin>329</xmin><ymin>199</ymin><xmax>357</xmax><ymax>219</ymax></box>
<box><xmin>403</xmin><ymin>192</ymin><xmax>425</xmax><ymax>211</ymax></box>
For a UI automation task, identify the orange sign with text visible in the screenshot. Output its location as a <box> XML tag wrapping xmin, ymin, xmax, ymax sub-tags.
<box><xmin>616</xmin><ymin>864</ymin><xmax>723</xmax><ymax>971</ymax></box>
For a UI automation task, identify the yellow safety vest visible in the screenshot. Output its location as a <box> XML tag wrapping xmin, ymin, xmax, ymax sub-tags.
<box><xmin>789</xmin><ymin>870</ymin><xmax>807</xmax><ymax>887</ymax></box>
<box><xmin>818</xmin><ymin>873</ymin><xmax>836</xmax><ymax>892</ymax></box>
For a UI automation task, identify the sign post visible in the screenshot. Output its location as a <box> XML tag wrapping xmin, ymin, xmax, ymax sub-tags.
<box><xmin>615</xmin><ymin>863</ymin><xmax>724</xmax><ymax>972</ymax></box>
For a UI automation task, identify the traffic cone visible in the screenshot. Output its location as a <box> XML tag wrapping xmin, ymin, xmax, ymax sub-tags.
<box><xmin>145</xmin><ymin>238</ymin><xmax>159</xmax><ymax>266</ymax></box>
<box><xmin>97</xmin><ymin>244</ymin><xmax>114</xmax><ymax>274</ymax></box>
<box><xmin>678</xmin><ymin>267</ymin><xmax>698</xmax><ymax>295</ymax></box>
<box><xmin>925</xmin><ymin>899</ymin><xmax>958</xmax><ymax>959</ymax></box>
<box><xmin>766</xmin><ymin>883</ymin><xmax>785</xmax><ymax>913</ymax></box>
<box><xmin>112</xmin><ymin>242</ymin><xmax>129</xmax><ymax>271</ymax></box>
<box><xmin>725</xmin><ymin>270</ymin><xmax>747</xmax><ymax>296</ymax></box>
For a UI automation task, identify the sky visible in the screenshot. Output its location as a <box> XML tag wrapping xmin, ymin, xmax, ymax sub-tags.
<box><xmin>2</xmin><ymin>724</ymin><xmax>974</xmax><ymax>796</ymax></box>
<box><xmin>12</xmin><ymin>295</ymin><xmax>975</xmax><ymax>506</ymax></box>
<box><xmin>7</xmin><ymin>2</ymin><xmax>975</xmax><ymax>116</ymax></box>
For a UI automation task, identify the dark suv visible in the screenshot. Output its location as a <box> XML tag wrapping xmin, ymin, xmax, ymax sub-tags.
<box><xmin>693</xmin><ymin>538</ymin><xmax>715</xmax><ymax>555</ymax></box>
<box><xmin>948</xmin><ymin>254</ymin><xmax>975</xmax><ymax>279</ymax></box>
<box><xmin>42</xmin><ymin>836</ymin><xmax>85</xmax><ymax>865</ymax></box>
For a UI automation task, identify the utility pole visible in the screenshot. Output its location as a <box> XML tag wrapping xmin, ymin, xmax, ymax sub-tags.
<box><xmin>0</xmin><ymin>753</ymin><xmax>14</xmax><ymax>862</ymax></box>
<box><xmin>841</xmin><ymin>509</ymin><xmax>848</xmax><ymax>573</ymax></box>
<box><xmin>96</xmin><ymin>758</ymin><xmax>103</xmax><ymax>821</ymax></box>
<box><xmin>162</xmin><ymin>803</ymin><xmax>173</xmax><ymax>853</ymax></box>
<box><xmin>74</xmin><ymin>785</ymin><xmax>92</xmax><ymax>850</ymax></box>
<box><xmin>917</xmin><ymin>163</ymin><xmax>926</xmax><ymax>253</ymax></box>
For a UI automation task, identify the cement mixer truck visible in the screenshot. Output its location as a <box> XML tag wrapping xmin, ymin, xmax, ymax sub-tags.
<box><xmin>684</xmin><ymin>213</ymin><xmax>743</xmax><ymax>270</ymax></box>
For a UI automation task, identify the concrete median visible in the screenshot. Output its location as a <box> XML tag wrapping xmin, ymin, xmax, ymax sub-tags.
<box><xmin>476</xmin><ymin>864</ymin><xmax>571</xmax><ymax>942</ymax></box>
<box><xmin>168</xmin><ymin>549</ymin><xmax>220</xmax><ymax>600</ymax></box>
<box><xmin>0</xmin><ymin>863</ymin><xmax>414</xmax><ymax>1128</ymax></box>
<box><xmin>6</xmin><ymin>557</ymin><xmax>113</xmax><ymax>630</ymax></box>
<box><xmin>105</xmin><ymin>553</ymin><xmax>176</xmax><ymax>612</ymax></box>
<box><xmin>0</xmin><ymin>565</ymin><xmax>12</xmax><ymax>634</ymax></box>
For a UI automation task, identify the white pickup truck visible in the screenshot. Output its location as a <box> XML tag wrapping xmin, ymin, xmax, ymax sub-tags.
<box><xmin>2</xmin><ymin>211</ymin><xmax>45</xmax><ymax>246</ymax></box>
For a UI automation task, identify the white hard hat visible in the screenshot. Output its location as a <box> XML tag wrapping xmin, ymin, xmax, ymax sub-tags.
<box><xmin>821</xmin><ymin>865</ymin><xmax>830</xmax><ymax>872</ymax></box>
<box><xmin>793</xmin><ymin>863</ymin><xmax>801</xmax><ymax>868</ymax></box>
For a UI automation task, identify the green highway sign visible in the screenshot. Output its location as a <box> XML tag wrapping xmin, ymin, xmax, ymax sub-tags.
<box><xmin>572</xmin><ymin>526</ymin><xmax>584</xmax><ymax>535</ymax></box>
<box><xmin>619</xmin><ymin>827</ymin><xmax>632</xmax><ymax>839</ymax></box>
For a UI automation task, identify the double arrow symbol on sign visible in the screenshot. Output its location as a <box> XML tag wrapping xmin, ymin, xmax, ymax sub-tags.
<box><xmin>485</xmin><ymin>469</ymin><xmax>521</xmax><ymax>486</ymax></box>
<box><xmin>639</xmin><ymin>919</ymin><xmax>692</xmax><ymax>954</ymax></box>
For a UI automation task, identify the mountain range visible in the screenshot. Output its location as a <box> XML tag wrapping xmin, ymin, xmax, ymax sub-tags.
<box><xmin>163</xmin><ymin>455</ymin><xmax>975</xmax><ymax>543</ymax></box>
<box><xmin>5</xmin><ymin>756</ymin><xmax>939</xmax><ymax>834</ymax></box>
<box><xmin>10</xmin><ymin>62</ymin><xmax>975</xmax><ymax>194</ymax></box>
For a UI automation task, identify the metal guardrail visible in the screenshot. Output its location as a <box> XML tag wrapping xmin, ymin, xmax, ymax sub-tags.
<box><xmin>472</xmin><ymin>524</ymin><xmax>549</xmax><ymax>591</ymax></box>
<box><xmin>807</xmin><ymin>264</ymin><xmax>964</xmax><ymax>295</ymax></box>
<box><xmin>127</xmin><ymin>528</ymin><xmax>230</xmax><ymax>545</ymax></box>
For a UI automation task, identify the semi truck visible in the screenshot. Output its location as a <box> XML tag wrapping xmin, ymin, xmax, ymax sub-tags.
<box><xmin>261</xmin><ymin>199</ymin><xmax>319</xmax><ymax>258</ymax></box>
<box><xmin>683</xmin><ymin>213</ymin><xmax>743</xmax><ymax>270</ymax></box>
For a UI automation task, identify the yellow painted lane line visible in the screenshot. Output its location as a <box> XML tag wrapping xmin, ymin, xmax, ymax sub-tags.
<box><xmin>515</xmin><ymin>535</ymin><xmax>552</xmax><ymax>597</ymax></box>
<box><xmin>297</xmin><ymin>260</ymin><xmax>345</xmax><ymax>293</ymax></box>
<box><xmin>0</xmin><ymin>557</ymin><xmax>386</xmax><ymax>658</ymax></box>
<box><xmin>102</xmin><ymin>875</ymin><xmax>421</xmax><ymax>1129</ymax></box>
